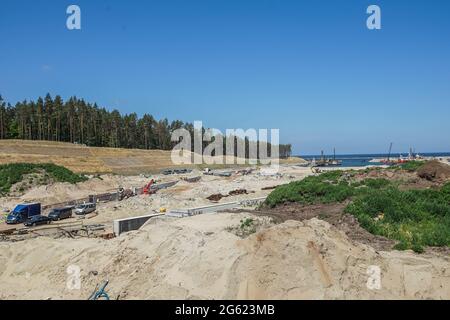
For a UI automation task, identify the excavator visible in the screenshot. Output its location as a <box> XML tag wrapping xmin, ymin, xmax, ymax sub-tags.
<box><xmin>143</xmin><ymin>179</ymin><xmax>156</xmax><ymax>195</ymax></box>
<box><xmin>118</xmin><ymin>187</ymin><xmax>135</xmax><ymax>201</ymax></box>
<box><xmin>143</xmin><ymin>179</ymin><xmax>179</xmax><ymax>195</ymax></box>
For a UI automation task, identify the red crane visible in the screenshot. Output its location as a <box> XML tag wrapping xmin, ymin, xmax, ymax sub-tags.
<box><xmin>143</xmin><ymin>179</ymin><xmax>156</xmax><ymax>195</ymax></box>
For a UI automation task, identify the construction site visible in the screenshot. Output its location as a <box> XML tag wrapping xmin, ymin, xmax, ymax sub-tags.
<box><xmin>3</xmin><ymin>0</ymin><xmax>450</xmax><ymax>308</ymax></box>
<box><xmin>0</xmin><ymin>141</ymin><xmax>449</xmax><ymax>300</ymax></box>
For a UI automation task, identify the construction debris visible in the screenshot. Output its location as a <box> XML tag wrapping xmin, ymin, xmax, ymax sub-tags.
<box><xmin>118</xmin><ymin>188</ymin><xmax>135</xmax><ymax>201</ymax></box>
<box><xmin>207</xmin><ymin>194</ymin><xmax>227</xmax><ymax>202</ymax></box>
<box><xmin>228</xmin><ymin>189</ymin><xmax>249</xmax><ymax>196</ymax></box>
<box><xmin>203</xmin><ymin>169</ymin><xmax>233</xmax><ymax>177</ymax></box>
<box><xmin>258</xmin><ymin>167</ymin><xmax>283</xmax><ymax>178</ymax></box>
<box><xmin>99</xmin><ymin>232</ymin><xmax>115</xmax><ymax>240</ymax></box>
<box><xmin>181</xmin><ymin>176</ymin><xmax>201</xmax><ymax>183</ymax></box>
<box><xmin>235</xmin><ymin>168</ymin><xmax>254</xmax><ymax>175</ymax></box>
<box><xmin>261</xmin><ymin>185</ymin><xmax>279</xmax><ymax>190</ymax></box>
<box><xmin>161</xmin><ymin>168</ymin><xmax>192</xmax><ymax>175</ymax></box>
<box><xmin>207</xmin><ymin>189</ymin><xmax>251</xmax><ymax>201</ymax></box>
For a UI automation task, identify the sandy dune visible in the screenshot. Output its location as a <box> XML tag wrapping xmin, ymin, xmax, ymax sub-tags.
<box><xmin>0</xmin><ymin>214</ymin><xmax>448</xmax><ymax>300</ymax></box>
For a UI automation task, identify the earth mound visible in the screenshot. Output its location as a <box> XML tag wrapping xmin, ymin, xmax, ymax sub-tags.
<box><xmin>417</xmin><ymin>160</ymin><xmax>450</xmax><ymax>182</ymax></box>
<box><xmin>0</xmin><ymin>213</ymin><xmax>448</xmax><ymax>300</ymax></box>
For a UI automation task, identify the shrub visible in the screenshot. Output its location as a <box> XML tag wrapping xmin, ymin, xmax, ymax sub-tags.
<box><xmin>265</xmin><ymin>173</ymin><xmax>354</xmax><ymax>208</ymax></box>
<box><xmin>240</xmin><ymin>218</ymin><xmax>254</xmax><ymax>229</ymax></box>
<box><xmin>391</xmin><ymin>161</ymin><xmax>425</xmax><ymax>172</ymax></box>
<box><xmin>345</xmin><ymin>187</ymin><xmax>450</xmax><ymax>252</ymax></box>
<box><xmin>0</xmin><ymin>163</ymin><xmax>87</xmax><ymax>194</ymax></box>
<box><xmin>359</xmin><ymin>178</ymin><xmax>391</xmax><ymax>189</ymax></box>
<box><xmin>265</xmin><ymin>169</ymin><xmax>450</xmax><ymax>252</ymax></box>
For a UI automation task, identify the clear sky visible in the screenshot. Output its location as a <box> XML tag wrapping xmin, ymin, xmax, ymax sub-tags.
<box><xmin>1</xmin><ymin>0</ymin><xmax>449</xmax><ymax>155</ymax></box>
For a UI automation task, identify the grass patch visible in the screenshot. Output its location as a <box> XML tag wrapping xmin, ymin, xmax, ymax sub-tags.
<box><xmin>0</xmin><ymin>163</ymin><xmax>87</xmax><ymax>194</ymax></box>
<box><xmin>345</xmin><ymin>185</ymin><xmax>450</xmax><ymax>252</ymax></box>
<box><xmin>226</xmin><ymin>217</ymin><xmax>266</xmax><ymax>238</ymax></box>
<box><xmin>264</xmin><ymin>170</ymin><xmax>450</xmax><ymax>252</ymax></box>
<box><xmin>265</xmin><ymin>171</ymin><xmax>391</xmax><ymax>208</ymax></box>
<box><xmin>390</xmin><ymin>161</ymin><xmax>426</xmax><ymax>172</ymax></box>
<box><xmin>356</xmin><ymin>178</ymin><xmax>392</xmax><ymax>189</ymax></box>
<box><xmin>265</xmin><ymin>171</ymin><xmax>354</xmax><ymax>208</ymax></box>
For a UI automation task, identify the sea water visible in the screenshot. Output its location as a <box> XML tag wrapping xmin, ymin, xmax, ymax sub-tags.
<box><xmin>299</xmin><ymin>152</ymin><xmax>450</xmax><ymax>167</ymax></box>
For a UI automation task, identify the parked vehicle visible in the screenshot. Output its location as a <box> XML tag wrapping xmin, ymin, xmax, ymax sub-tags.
<box><xmin>24</xmin><ymin>215</ymin><xmax>51</xmax><ymax>227</ymax></box>
<box><xmin>74</xmin><ymin>202</ymin><xmax>96</xmax><ymax>215</ymax></box>
<box><xmin>6</xmin><ymin>203</ymin><xmax>41</xmax><ymax>224</ymax></box>
<box><xmin>161</xmin><ymin>168</ymin><xmax>192</xmax><ymax>175</ymax></box>
<box><xmin>48</xmin><ymin>207</ymin><xmax>73</xmax><ymax>221</ymax></box>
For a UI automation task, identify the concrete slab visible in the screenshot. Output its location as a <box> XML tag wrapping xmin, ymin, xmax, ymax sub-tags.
<box><xmin>166</xmin><ymin>197</ymin><xmax>267</xmax><ymax>218</ymax></box>
<box><xmin>113</xmin><ymin>213</ymin><xmax>163</xmax><ymax>236</ymax></box>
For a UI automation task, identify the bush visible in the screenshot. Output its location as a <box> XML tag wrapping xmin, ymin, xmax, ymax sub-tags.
<box><xmin>265</xmin><ymin>172</ymin><xmax>354</xmax><ymax>208</ymax></box>
<box><xmin>265</xmin><ymin>169</ymin><xmax>450</xmax><ymax>252</ymax></box>
<box><xmin>391</xmin><ymin>161</ymin><xmax>425</xmax><ymax>172</ymax></box>
<box><xmin>359</xmin><ymin>178</ymin><xmax>391</xmax><ymax>189</ymax></box>
<box><xmin>345</xmin><ymin>187</ymin><xmax>450</xmax><ymax>252</ymax></box>
<box><xmin>240</xmin><ymin>218</ymin><xmax>254</xmax><ymax>229</ymax></box>
<box><xmin>0</xmin><ymin>163</ymin><xmax>87</xmax><ymax>194</ymax></box>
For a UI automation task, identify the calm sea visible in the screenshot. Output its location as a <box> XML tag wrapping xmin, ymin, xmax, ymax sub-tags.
<box><xmin>299</xmin><ymin>152</ymin><xmax>450</xmax><ymax>167</ymax></box>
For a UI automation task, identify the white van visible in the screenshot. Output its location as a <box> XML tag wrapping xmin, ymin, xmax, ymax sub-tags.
<box><xmin>74</xmin><ymin>202</ymin><xmax>96</xmax><ymax>215</ymax></box>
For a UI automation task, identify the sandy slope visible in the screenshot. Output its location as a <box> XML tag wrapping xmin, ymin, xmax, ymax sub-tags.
<box><xmin>0</xmin><ymin>140</ymin><xmax>303</xmax><ymax>175</ymax></box>
<box><xmin>0</xmin><ymin>213</ymin><xmax>448</xmax><ymax>300</ymax></box>
<box><xmin>0</xmin><ymin>140</ymin><xmax>188</xmax><ymax>174</ymax></box>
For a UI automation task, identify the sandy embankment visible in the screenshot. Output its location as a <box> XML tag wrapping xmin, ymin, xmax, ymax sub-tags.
<box><xmin>0</xmin><ymin>213</ymin><xmax>448</xmax><ymax>300</ymax></box>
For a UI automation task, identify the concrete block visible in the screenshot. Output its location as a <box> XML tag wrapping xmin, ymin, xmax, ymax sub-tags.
<box><xmin>113</xmin><ymin>213</ymin><xmax>163</xmax><ymax>236</ymax></box>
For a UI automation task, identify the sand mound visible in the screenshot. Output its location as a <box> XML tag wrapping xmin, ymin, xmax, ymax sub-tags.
<box><xmin>417</xmin><ymin>160</ymin><xmax>450</xmax><ymax>182</ymax></box>
<box><xmin>19</xmin><ymin>175</ymin><xmax>122</xmax><ymax>203</ymax></box>
<box><xmin>0</xmin><ymin>213</ymin><xmax>448</xmax><ymax>300</ymax></box>
<box><xmin>233</xmin><ymin>219</ymin><xmax>449</xmax><ymax>299</ymax></box>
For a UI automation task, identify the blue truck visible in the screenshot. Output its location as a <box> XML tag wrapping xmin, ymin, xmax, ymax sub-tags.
<box><xmin>6</xmin><ymin>203</ymin><xmax>41</xmax><ymax>224</ymax></box>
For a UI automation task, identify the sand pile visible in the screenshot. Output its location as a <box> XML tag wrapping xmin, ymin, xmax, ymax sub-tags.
<box><xmin>0</xmin><ymin>213</ymin><xmax>448</xmax><ymax>300</ymax></box>
<box><xmin>0</xmin><ymin>174</ymin><xmax>153</xmax><ymax>210</ymax></box>
<box><xmin>8</xmin><ymin>175</ymin><xmax>120</xmax><ymax>205</ymax></box>
<box><xmin>417</xmin><ymin>160</ymin><xmax>450</xmax><ymax>182</ymax></box>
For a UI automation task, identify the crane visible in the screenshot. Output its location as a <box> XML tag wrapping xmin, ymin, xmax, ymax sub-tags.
<box><xmin>143</xmin><ymin>179</ymin><xmax>156</xmax><ymax>195</ymax></box>
<box><xmin>387</xmin><ymin>142</ymin><xmax>393</xmax><ymax>162</ymax></box>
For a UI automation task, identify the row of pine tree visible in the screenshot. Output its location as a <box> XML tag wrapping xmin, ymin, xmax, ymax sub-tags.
<box><xmin>0</xmin><ymin>94</ymin><xmax>292</xmax><ymax>158</ymax></box>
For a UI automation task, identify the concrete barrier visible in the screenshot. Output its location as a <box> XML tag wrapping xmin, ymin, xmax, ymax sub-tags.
<box><xmin>113</xmin><ymin>213</ymin><xmax>163</xmax><ymax>236</ymax></box>
<box><xmin>166</xmin><ymin>197</ymin><xmax>267</xmax><ymax>218</ymax></box>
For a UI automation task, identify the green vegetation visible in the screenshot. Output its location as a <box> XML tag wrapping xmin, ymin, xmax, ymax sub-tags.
<box><xmin>264</xmin><ymin>168</ymin><xmax>450</xmax><ymax>252</ymax></box>
<box><xmin>238</xmin><ymin>218</ymin><xmax>257</xmax><ymax>236</ymax></box>
<box><xmin>265</xmin><ymin>171</ymin><xmax>354</xmax><ymax>208</ymax></box>
<box><xmin>240</xmin><ymin>218</ymin><xmax>254</xmax><ymax>229</ymax></box>
<box><xmin>345</xmin><ymin>185</ymin><xmax>450</xmax><ymax>252</ymax></box>
<box><xmin>352</xmin><ymin>178</ymin><xmax>392</xmax><ymax>189</ymax></box>
<box><xmin>226</xmin><ymin>217</ymin><xmax>258</xmax><ymax>237</ymax></box>
<box><xmin>0</xmin><ymin>163</ymin><xmax>87</xmax><ymax>194</ymax></box>
<box><xmin>390</xmin><ymin>160</ymin><xmax>425</xmax><ymax>172</ymax></box>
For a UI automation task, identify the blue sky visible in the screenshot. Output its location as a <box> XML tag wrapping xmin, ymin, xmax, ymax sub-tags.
<box><xmin>1</xmin><ymin>0</ymin><xmax>449</xmax><ymax>155</ymax></box>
